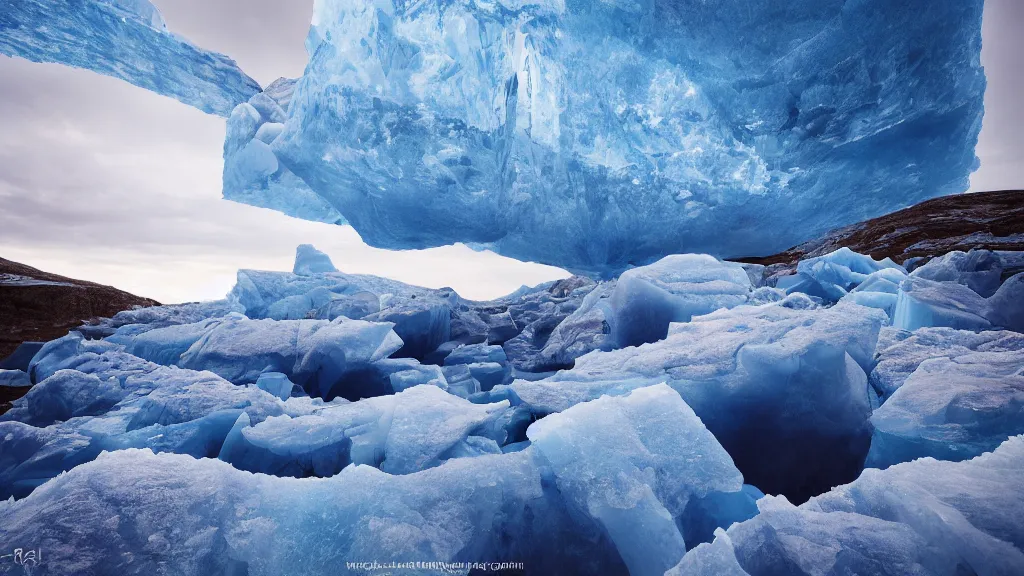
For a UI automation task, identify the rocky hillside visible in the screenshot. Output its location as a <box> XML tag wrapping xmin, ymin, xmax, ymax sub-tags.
<box><xmin>0</xmin><ymin>257</ymin><xmax>159</xmax><ymax>360</ymax></box>
<box><xmin>739</xmin><ymin>189</ymin><xmax>1024</xmax><ymax>272</ymax></box>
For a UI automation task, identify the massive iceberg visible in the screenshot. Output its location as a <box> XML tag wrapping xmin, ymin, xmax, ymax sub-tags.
<box><xmin>0</xmin><ymin>0</ymin><xmax>261</xmax><ymax>116</ymax></box>
<box><xmin>219</xmin><ymin>0</ymin><xmax>988</xmax><ymax>275</ymax></box>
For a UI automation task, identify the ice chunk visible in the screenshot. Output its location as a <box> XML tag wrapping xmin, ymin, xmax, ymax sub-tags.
<box><xmin>529</xmin><ymin>385</ymin><xmax>744</xmax><ymax>573</ymax></box>
<box><xmin>505</xmin><ymin>301</ymin><xmax>886</xmax><ymax>502</ymax></box>
<box><xmin>869</xmin><ymin>327</ymin><xmax>1024</xmax><ymax>399</ymax></box>
<box><xmin>0</xmin><ymin>0</ymin><xmax>260</xmax><ymax>116</ymax></box>
<box><xmin>220</xmin><ymin>385</ymin><xmax>509</xmax><ymax>477</ymax></box>
<box><xmin>292</xmin><ymin>244</ymin><xmax>338</xmax><ymax>276</ymax></box>
<box><xmin>0</xmin><ymin>340</ymin><xmax>292</xmax><ymax>498</ymax></box>
<box><xmin>0</xmin><ymin>369</ymin><xmax>30</xmax><ymax>388</ymax></box>
<box><xmin>911</xmin><ymin>250</ymin><xmax>1005</xmax><ymax>297</ymax></box>
<box><xmin>892</xmin><ymin>275</ymin><xmax>992</xmax><ymax>332</ymax></box>
<box><xmin>781</xmin><ymin>248</ymin><xmax>906</xmax><ymax>304</ymax></box>
<box><xmin>254</xmin><ymin>372</ymin><xmax>295</xmax><ymax>401</ymax></box>
<box><xmin>675</xmin><ymin>436</ymin><xmax>1024</xmax><ymax>576</ymax></box>
<box><xmin>444</xmin><ymin>343</ymin><xmax>508</xmax><ymax>366</ymax></box>
<box><xmin>177</xmin><ymin>316</ymin><xmax>405</xmax><ymax>401</ymax></box>
<box><xmin>867</xmin><ymin>350</ymin><xmax>1024</xmax><ymax>468</ymax></box>
<box><xmin>541</xmin><ymin>255</ymin><xmax>751</xmax><ymax>365</ymax></box>
<box><xmin>250</xmin><ymin>0</ymin><xmax>984</xmax><ymax>275</ymax></box>
<box><xmin>262</xmin><ymin>77</ymin><xmax>297</xmax><ymax>111</ymax></box>
<box><xmin>987</xmin><ymin>272</ymin><xmax>1024</xmax><ymax>332</ymax></box>
<box><xmin>0</xmin><ymin>385</ymin><xmax>751</xmax><ymax>574</ymax></box>
<box><xmin>107</xmin><ymin>316</ymin><xmax>226</xmax><ymax>365</ymax></box>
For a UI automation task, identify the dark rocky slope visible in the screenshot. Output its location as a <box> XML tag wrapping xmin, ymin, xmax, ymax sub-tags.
<box><xmin>739</xmin><ymin>189</ymin><xmax>1024</xmax><ymax>271</ymax></box>
<box><xmin>0</xmin><ymin>257</ymin><xmax>158</xmax><ymax>360</ymax></box>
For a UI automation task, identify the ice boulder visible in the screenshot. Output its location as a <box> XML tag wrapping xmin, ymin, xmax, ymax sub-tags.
<box><xmin>869</xmin><ymin>327</ymin><xmax>1024</xmax><ymax>399</ymax></box>
<box><xmin>176</xmin><ymin>316</ymin><xmax>405</xmax><ymax>401</ymax></box>
<box><xmin>254</xmin><ymin>372</ymin><xmax>295</xmax><ymax>401</ymax></box>
<box><xmin>0</xmin><ymin>385</ymin><xmax>752</xmax><ymax>574</ymax></box>
<box><xmin>220</xmin><ymin>385</ymin><xmax>510</xmax><ymax>477</ymax></box>
<box><xmin>867</xmin><ymin>350</ymin><xmax>1024</xmax><ymax>469</ymax></box>
<box><xmin>911</xmin><ymin>250</ymin><xmax>1005</xmax><ymax>297</ymax></box>
<box><xmin>0</xmin><ymin>0</ymin><xmax>261</xmax><ymax>116</ymax></box>
<box><xmin>0</xmin><ymin>369</ymin><xmax>30</xmax><ymax>388</ymax></box>
<box><xmin>107</xmin><ymin>315</ymin><xmax>227</xmax><ymax>366</ymax></box>
<box><xmin>891</xmin><ymin>272</ymin><xmax>1024</xmax><ymax>333</ymax></box>
<box><xmin>892</xmin><ymin>275</ymin><xmax>992</xmax><ymax>332</ymax></box>
<box><xmin>529</xmin><ymin>385</ymin><xmax>748</xmax><ymax>573</ymax></box>
<box><xmin>226</xmin><ymin>266</ymin><xmax>460</xmax><ymax>359</ymax></box>
<box><xmin>503</xmin><ymin>301</ymin><xmax>886</xmax><ymax>503</ymax></box>
<box><xmin>986</xmin><ymin>272</ymin><xmax>1024</xmax><ymax>333</ymax></box>
<box><xmin>778</xmin><ymin>247</ymin><xmax>906</xmax><ymax>304</ymax></box>
<box><xmin>292</xmin><ymin>244</ymin><xmax>338</xmax><ymax>275</ymax></box>
<box><xmin>540</xmin><ymin>255</ymin><xmax>752</xmax><ymax>365</ymax></box>
<box><xmin>0</xmin><ymin>343</ymin><xmax>298</xmax><ymax>498</ymax></box>
<box><xmin>251</xmin><ymin>0</ymin><xmax>984</xmax><ymax>275</ymax></box>
<box><xmin>673</xmin><ymin>435</ymin><xmax>1024</xmax><ymax>576</ymax></box>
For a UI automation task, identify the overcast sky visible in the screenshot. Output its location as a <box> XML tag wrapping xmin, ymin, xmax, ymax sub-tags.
<box><xmin>0</xmin><ymin>0</ymin><xmax>1021</xmax><ymax>303</ymax></box>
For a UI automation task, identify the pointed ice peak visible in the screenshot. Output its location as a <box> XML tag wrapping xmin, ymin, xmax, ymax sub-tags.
<box><xmin>293</xmin><ymin>244</ymin><xmax>338</xmax><ymax>276</ymax></box>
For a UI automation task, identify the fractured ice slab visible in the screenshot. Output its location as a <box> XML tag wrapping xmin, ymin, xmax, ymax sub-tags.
<box><xmin>528</xmin><ymin>385</ymin><xmax>745</xmax><ymax>574</ymax></box>
<box><xmin>540</xmin><ymin>255</ymin><xmax>752</xmax><ymax>365</ymax></box>
<box><xmin>0</xmin><ymin>0</ymin><xmax>261</xmax><ymax>116</ymax></box>
<box><xmin>497</xmin><ymin>301</ymin><xmax>886</xmax><ymax>503</ymax></box>
<box><xmin>0</xmin><ymin>335</ymin><xmax>305</xmax><ymax>498</ymax></box>
<box><xmin>911</xmin><ymin>250</ymin><xmax>1005</xmax><ymax>298</ymax></box>
<box><xmin>0</xmin><ymin>369</ymin><xmax>30</xmax><ymax>388</ymax></box>
<box><xmin>292</xmin><ymin>244</ymin><xmax>338</xmax><ymax>275</ymax></box>
<box><xmin>867</xmin><ymin>350</ymin><xmax>1024</xmax><ymax>469</ymax></box>
<box><xmin>220</xmin><ymin>385</ymin><xmax>510</xmax><ymax>477</ymax></box>
<box><xmin>673</xmin><ymin>435</ymin><xmax>1024</xmax><ymax>576</ymax></box>
<box><xmin>251</xmin><ymin>0</ymin><xmax>985</xmax><ymax>274</ymax></box>
<box><xmin>869</xmin><ymin>327</ymin><xmax>1024</xmax><ymax>400</ymax></box>
<box><xmin>777</xmin><ymin>247</ymin><xmax>906</xmax><ymax>304</ymax></box>
<box><xmin>892</xmin><ymin>273</ymin><xmax>1024</xmax><ymax>333</ymax></box>
<box><xmin>0</xmin><ymin>385</ymin><xmax>750</xmax><ymax>574</ymax></box>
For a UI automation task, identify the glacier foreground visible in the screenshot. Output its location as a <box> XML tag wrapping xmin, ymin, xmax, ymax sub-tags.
<box><xmin>0</xmin><ymin>0</ymin><xmax>261</xmax><ymax>116</ymax></box>
<box><xmin>1</xmin><ymin>244</ymin><xmax>1023</xmax><ymax>574</ymax></box>
<box><xmin>224</xmin><ymin>0</ymin><xmax>987</xmax><ymax>275</ymax></box>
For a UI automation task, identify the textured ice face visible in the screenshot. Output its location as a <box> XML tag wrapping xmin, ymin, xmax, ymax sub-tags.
<box><xmin>0</xmin><ymin>385</ymin><xmax>751</xmax><ymax>575</ymax></box>
<box><xmin>232</xmin><ymin>0</ymin><xmax>988</xmax><ymax>275</ymax></box>
<box><xmin>673</xmin><ymin>436</ymin><xmax>1024</xmax><ymax>576</ymax></box>
<box><xmin>498</xmin><ymin>300</ymin><xmax>886</xmax><ymax>503</ymax></box>
<box><xmin>0</xmin><ymin>0</ymin><xmax>261</xmax><ymax>116</ymax></box>
<box><xmin>867</xmin><ymin>350</ymin><xmax>1024</xmax><ymax>469</ymax></box>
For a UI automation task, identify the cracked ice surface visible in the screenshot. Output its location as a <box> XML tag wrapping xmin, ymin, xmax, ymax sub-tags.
<box><xmin>0</xmin><ymin>0</ymin><xmax>261</xmax><ymax>116</ymax></box>
<box><xmin>239</xmin><ymin>0</ymin><xmax>986</xmax><ymax>275</ymax></box>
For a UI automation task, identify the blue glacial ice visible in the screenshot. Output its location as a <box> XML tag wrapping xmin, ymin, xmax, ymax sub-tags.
<box><xmin>0</xmin><ymin>0</ymin><xmax>261</xmax><ymax>116</ymax></box>
<box><xmin>225</xmin><ymin>0</ymin><xmax>988</xmax><ymax>275</ymax></box>
<box><xmin>869</xmin><ymin>327</ymin><xmax>1024</xmax><ymax>400</ymax></box>
<box><xmin>910</xmin><ymin>250</ymin><xmax>1007</xmax><ymax>298</ymax></box>
<box><xmin>776</xmin><ymin>247</ymin><xmax>907</xmax><ymax>304</ymax></box>
<box><xmin>223</xmin><ymin>92</ymin><xmax>348</xmax><ymax>223</ymax></box>
<box><xmin>0</xmin><ymin>385</ymin><xmax>754</xmax><ymax>575</ymax></box>
<box><xmin>3</xmin><ymin>247</ymin><xmax>1024</xmax><ymax>572</ymax></box>
<box><xmin>892</xmin><ymin>272</ymin><xmax>1024</xmax><ymax>332</ymax></box>
<box><xmin>866</xmin><ymin>348</ymin><xmax>1024</xmax><ymax>469</ymax></box>
<box><xmin>492</xmin><ymin>299</ymin><xmax>886</xmax><ymax>503</ymax></box>
<box><xmin>539</xmin><ymin>255</ymin><xmax>753</xmax><ymax>366</ymax></box>
<box><xmin>672</xmin><ymin>435</ymin><xmax>1024</xmax><ymax>576</ymax></box>
<box><xmin>0</xmin><ymin>369</ymin><xmax>30</xmax><ymax>388</ymax></box>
